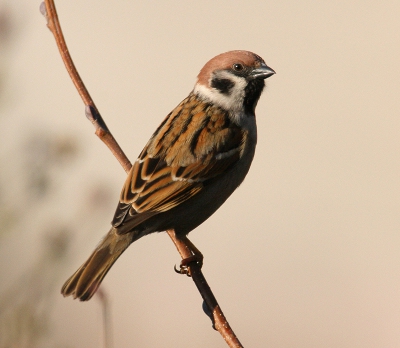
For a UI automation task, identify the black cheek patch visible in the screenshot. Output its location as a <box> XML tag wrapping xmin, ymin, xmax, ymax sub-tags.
<box><xmin>210</xmin><ymin>78</ymin><xmax>235</xmax><ymax>95</ymax></box>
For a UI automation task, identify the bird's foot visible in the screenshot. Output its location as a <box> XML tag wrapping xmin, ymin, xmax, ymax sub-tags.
<box><xmin>174</xmin><ymin>254</ymin><xmax>203</xmax><ymax>277</ymax></box>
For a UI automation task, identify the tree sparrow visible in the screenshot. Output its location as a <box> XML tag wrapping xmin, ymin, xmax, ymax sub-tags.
<box><xmin>62</xmin><ymin>50</ymin><xmax>275</xmax><ymax>301</ymax></box>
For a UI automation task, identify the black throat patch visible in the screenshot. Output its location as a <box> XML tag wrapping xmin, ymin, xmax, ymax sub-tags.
<box><xmin>243</xmin><ymin>79</ymin><xmax>265</xmax><ymax>115</ymax></box>
<box><xmin>210</xmin><ymin>78</ymin><xmax>235</xmax><ymax>95</ymax></box>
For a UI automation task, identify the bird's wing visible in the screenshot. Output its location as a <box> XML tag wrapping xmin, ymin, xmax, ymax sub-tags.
<box><xmin>112</xmin><ymin>95</ymin><xmax>246</xmax><ymax>231</ymax></box>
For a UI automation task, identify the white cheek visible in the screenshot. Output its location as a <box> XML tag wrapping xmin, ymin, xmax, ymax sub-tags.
<box><xmin>193</xmin><ymin>72</ymin><xmax>248</xmax><ymax>117</ymax></box>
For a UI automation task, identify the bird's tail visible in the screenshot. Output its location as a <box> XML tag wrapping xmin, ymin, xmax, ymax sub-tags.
<box><xmin>61</xmin><ymin>228</ymin><xmax>132</xmax><ymax>301</ymax></box>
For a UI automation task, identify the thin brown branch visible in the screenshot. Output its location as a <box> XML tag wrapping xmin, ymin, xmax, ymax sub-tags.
<box><xmin>41</xmin><ymin>1</ymin><xmax>243</xmax><ymax>347</ymax></box>
<box><xmin>41</xmin><ymin>0</ymin><xmax>131</xmax><ymax>173</ymax></box>
<box><xmin>167</xmin><ymin>230</ymin><xmax>243</xmax><ymax>348</ymax></box>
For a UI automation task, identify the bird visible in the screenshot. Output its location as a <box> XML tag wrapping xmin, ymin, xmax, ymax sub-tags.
<box><xmin>61</xmin><ymin>50</ymin><xmax>275</xmax><ymax>301</ymax></box>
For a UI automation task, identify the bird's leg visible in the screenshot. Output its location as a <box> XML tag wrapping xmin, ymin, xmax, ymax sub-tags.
<box><xmin>167</xmin><ymin>230</ymin><xmax>203</xmax><ymax>277</ymax></box>
<box><xmin>178</xmin><ymin>236</ymin><xmax>204</xmax><ymax>274</ymax></box>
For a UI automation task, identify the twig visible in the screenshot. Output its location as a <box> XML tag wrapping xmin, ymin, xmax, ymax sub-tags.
<box><xmin>41</xmin><ymin>1</ymin><xmax>244</xmax><ymax>347</ymax></box>
<box><xmin>40</xmin><ymin>1</ymin><xmax>131</xmax><ymax>173</ymax></box>
<box><xmin>167</xmin><ymin>230</ymin><xmax>243</xmax><ymax>347</ymax></box>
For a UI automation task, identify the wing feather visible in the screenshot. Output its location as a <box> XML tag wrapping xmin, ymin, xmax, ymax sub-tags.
<box><xmin>112</xmin><ymin>93</ymin><xmax>246</xmax><ymax>233</ymax></box>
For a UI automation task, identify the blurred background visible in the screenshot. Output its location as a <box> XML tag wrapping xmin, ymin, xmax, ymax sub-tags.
<box><xmin>0</xmin><ymin>0</ymin><xmax>399</xmax><ymax>347</ymax></box>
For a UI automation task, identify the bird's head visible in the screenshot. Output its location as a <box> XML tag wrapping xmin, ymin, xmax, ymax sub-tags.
<box><xmin>194</xmin><ymin>50</ymin><xmax>275</xmax><ymax>117</ymax></box>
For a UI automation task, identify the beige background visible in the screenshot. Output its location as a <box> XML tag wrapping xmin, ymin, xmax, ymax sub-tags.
<box><xmin>0</xmin><ymin>0</ymin><xmax>399</xmax><ymax>347</ymax></box>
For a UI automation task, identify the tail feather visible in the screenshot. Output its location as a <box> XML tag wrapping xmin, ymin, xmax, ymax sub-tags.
<box><xmin>61</xmin><ymin>228</ymin><xmax>132</xmax><ymax>301</ymax></box>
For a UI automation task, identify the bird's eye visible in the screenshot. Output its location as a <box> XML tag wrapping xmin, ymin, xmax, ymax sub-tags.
<box><xmin>232</xmin><ymin>63</ymin><xmax>244</xmax><ymax>72</ymax></box>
